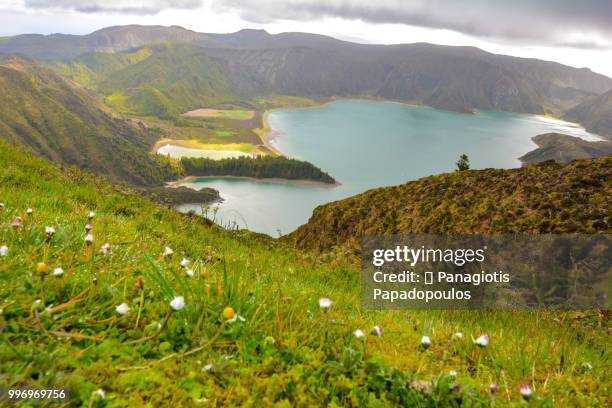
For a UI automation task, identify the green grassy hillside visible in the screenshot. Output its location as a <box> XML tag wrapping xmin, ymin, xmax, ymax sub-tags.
<box><xmin>290</xmin><ymin>157</ymin><xmax>611</xmax><ymax>254</ymax></box>
<box><xmin>0</xmin><ymin>141</ymin><xmax>609</xmax><ymax>406</ymax></box>
<box><xmin>49</xmin><ymin>44</ymin><xmax>234</xmax><ymax>118</ymax></box>
<box><xmin>0</xmin><ymin>55</ymin><xmax>178</xmax><ymax>186</ymax></box>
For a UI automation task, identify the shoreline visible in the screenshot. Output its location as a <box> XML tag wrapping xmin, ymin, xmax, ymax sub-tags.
<box><xmin>526</xmin><ymin>114</ymin><xmax>607</xmax><ymax>142</ymax></box>
<box><xmin>152</xmin><ymin>138</ymin><xmax>258</xmax><ymax>155</ymax></box>
<box><xmin>260</xmin><ymin>97</ymin><xmax>432</xmax><ymax>150</ymax></box>
<box><xmin>168</xmin><ymin>175</ymin><xmax>340</xmax><ymax>188</ymax></box>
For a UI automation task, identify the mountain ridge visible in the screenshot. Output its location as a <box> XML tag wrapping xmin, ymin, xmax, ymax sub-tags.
<box><xmin>35</xmin><ymin>32</ymin><xmax>612</xmax><ymax>118</ymax></box>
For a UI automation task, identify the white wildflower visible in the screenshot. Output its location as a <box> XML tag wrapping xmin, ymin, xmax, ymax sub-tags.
<box><xmin>84</xmin><ymin>233</ymin><xmax>94</xmax><ymax>244</ymax></box>
<box><xmin>170</xmin><ymin>296</ymin><xmax>185</xmax><ymax>310</ymax></box>
<box><xmin>45</xmin><ymin>226</ymin><xmax>55</xmax><ymax>236</ymax></box>
<box><xmin>180</xmin><ymin>258</ymin><xmax>189</xmax><ymax>268</ymax></box>
<box><xmin>421</xmin><ymin>335</ymin><xmax>431</xmax><ymax>347</ymax></box>
<box><xmin>227</xmin><ymin>313</ymin><xmax>246</xmax><ymax>323</ymax></box>
<box><xmin>0</xmin><ymin>245</ymin><xmax>8</xmax><ymax>257</ymax></box>
<box><xmin>53</xmin><ymin>267</ymin><xmax>64</xmax><ymax>276</ymax></box>
<box><xmin>115</xmin><ymin>303</ymin><xmax>130</xmax><ymax>315</ymax></box>
<box><xmin>88</xmin><ymin>211</ymin><xmax>95</xmax><ymax>219</ymax></box>
<box><xmin>474</xmin><ymin>334</ymin><xmax>489</xmax><ymax>347</ymax></box>
<box><xmin>354</xmin><ymin>329</ymin><xmax>365</xmax><ymax>338</ymax></box>
<box><xmin>163</xmin><ymin>246</ymin><xmax>173</xmax><ymax>256</ymax></box>
<box><xmin>95</xmin><ymin>389</ymin><xmax>106</xmax><ymax>399</ymax></box>
<box><xmin>186</xmin><ymin>268</ymin><xmax>194</xmax><ymax>277</ymax></box>
<box><xmin>318</xmin><ymin>297</ymin><xmax>332</xmax><ymax>308</ymax></box>
<box><xmin>520</xmin><ymin>384</ymin><xmax>532</xmax><ymax>398</ymax></box>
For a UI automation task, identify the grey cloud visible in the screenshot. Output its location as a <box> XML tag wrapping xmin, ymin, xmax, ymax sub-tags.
<box><xmin>24</xmin><ymin>0</ymin><xmax>204</xmax><ymax>15</ymax></box>
<box><xmin>213</xmin><ymin>0</ymin><xmax>612</xmax><ymax>46</ymax></box>
<box><xmin>555</xmin><ymin>41</ymin><xmax>612</xmax><ymax>50</ymax></box>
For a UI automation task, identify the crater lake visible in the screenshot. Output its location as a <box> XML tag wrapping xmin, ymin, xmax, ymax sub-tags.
<box><xmin>176</xmin><ymin>100</ymin><xmax>601</xmax><ymax>235</ymax></box>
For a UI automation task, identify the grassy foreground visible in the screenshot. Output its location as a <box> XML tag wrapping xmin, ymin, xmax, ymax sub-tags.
<box><xmin>0</xmin><ymin>143</ymin><xmax>609</xmax><ymax>407</ymax></box>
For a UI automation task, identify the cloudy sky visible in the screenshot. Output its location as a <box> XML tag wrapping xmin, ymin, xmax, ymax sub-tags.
<box><xmin>1</xmin><ymin>0</ymin><xmax>611</xmax><ymax>76</ymax></box>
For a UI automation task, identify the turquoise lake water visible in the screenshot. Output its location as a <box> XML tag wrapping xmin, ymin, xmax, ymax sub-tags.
<box><xmin>177</xmin><ymin>100</ymin><xmax>600</xmax><ymax>236</ymax></box>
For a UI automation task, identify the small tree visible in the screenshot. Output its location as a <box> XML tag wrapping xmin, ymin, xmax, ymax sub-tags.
<box><xmin>456</xmin><ymin>154</ymin><xmax>470</xmax><ymax>172</ymax></box>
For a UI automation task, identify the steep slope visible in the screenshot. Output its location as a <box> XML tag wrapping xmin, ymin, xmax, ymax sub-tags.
<box><xmin>30</xmin><ymin>26</ymin><xmax>612</xmax><ymax>116</ymax></box>
<box><xmin>203</xmin><ymin>44</ymin><xmax>611</xmax><ymax>115</ymax></box>
<box><xmin>519</xmin><ymin>133</ymin><xmax>612</xmax><ymax>165</ymax></box>
<box><xmin>0</xmin><ymin>55</ymin><xmax>177</xmax><ymax>186</ymax></box>
<box><xmin>49</xmin><ymin>44</ymin><xmax>236</xmax><ymax>117</ymax></box>
<box><xmin>99</xmin><ymin>44</ymin><xmax>233</xmax><ymax>117</ymax></box>
<box><xmin>1</xmin><ymin>141</ymin><xmax>609</xmax><ymax>406</ymax></box>
<box><xmin>564</xmin><ymin>90</ymin><xmax>612</xmax><ymax>140</ymax></box>
<box><xmin>290</xmin><ymin>157</ymin><xmax>611</xmax><ymax>253</ymax></box>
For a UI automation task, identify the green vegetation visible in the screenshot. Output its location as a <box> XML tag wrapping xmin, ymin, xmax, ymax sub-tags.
<box><xmin>519</xmin><ymin>133</ymin><xmax>612</xmax><ymax>165</ymax></box>
<box><xmin>0</xmin><ymin>55</ymin><xmax>333</xmax><ymax>190</ymax></box>
<box><xmin>182</xmin><ymin>108</ymin><xmax>255</xmax><ymax>120</ymax></box>
<box><xmin>39</xmin><ymin>29</ymin><xmax>612</xmax><ymax>121</ymax></box>
<box><xmin>141</xmin><ymin>186</ymin><xmax>220</xmax><ymax>206</ymax></box>
<box><xmin>181</xmin><ymin>156</ymin><xmax>336</xmax><ymax>183</ymax></box>
<box><xmin>0</xmin><ymin>56</ymin><xmax>179</xmax><ymax>187</ymax></box>
<box><xmin>455</xmin><ymin>154</ymin><xmax>470</xmax><ymax>171</ymax></box>
<box><xmin>50</xmin><ymin>43</ymin><xmax>233</xmax><ymax>119</ymax></box>
<box><xmin>1</xmin><ymin>25</ymin><xmax>611</xmax><ymax>405</ymax></box>
<box><xmin>290</xmin><ymin>156</ymin><xmax>611</xmax><ymax>253</ymax></box>
<box><xmin>1</xmin><ymin>141</ymin><xmax>609</xmax><ymax>406</ymax></box>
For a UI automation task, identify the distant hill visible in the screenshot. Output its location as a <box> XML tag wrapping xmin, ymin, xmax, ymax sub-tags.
<box><xmin>0</xmin><ymin>25</ymin><xmax>209</xmax><ymax>60</ymax></box>
<box><xmin>0</xmin><ymin>26</ymin><xmax>356</xmax><ymax>60</ymax></box>
<box><xmin>289</xmin><ymin>157</ymin><xmax>611</xmax><ymax>253</ymax></box>
<box><xmin>3</xmin><ymin>25</ymin><xmax>607</xmax><ymax>117</ymax></box>
<box><xmin>519</xmin><ymin>133</ymin><xmax>612</xmax><ymax>165</ymax></box>
<box><xmin>0</xmin><ymin>55</ymin><xmax>177</xmax><ymax>186</ymax></box>
<box><xmin>201</xmin><ymin>43</ymin><xmax>611</xmax><ymax>114</ymax></box>
<box><xmin>564</xmin><ymin>90</ymin><xmax>612</xmax><ymax>139</ymax></box>
<box><xmin>47</xmin><ymin>44</ymin><xmax>239</xmax><ymax>117</ymax></box>
<box><xmin>93</xmin><ymin>44</ymin><xmax>232</xmax><ymax>117</ymax></box>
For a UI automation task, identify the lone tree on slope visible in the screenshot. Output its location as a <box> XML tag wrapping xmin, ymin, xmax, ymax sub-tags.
<box><xmin>456</xmin><ymin>154</ymin><xmax>470</xmax><ymax>172</ymax></box>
